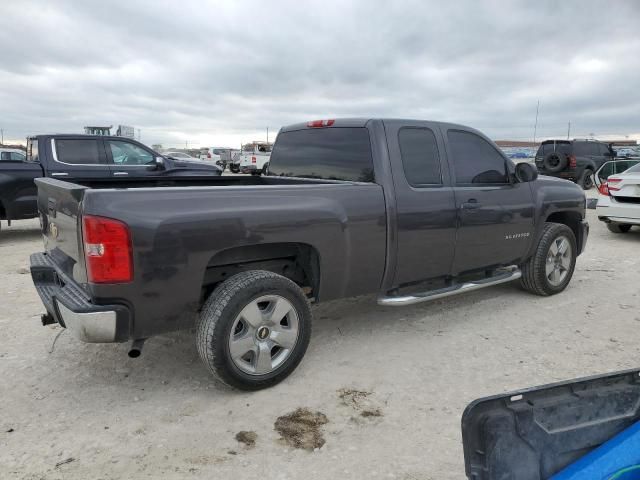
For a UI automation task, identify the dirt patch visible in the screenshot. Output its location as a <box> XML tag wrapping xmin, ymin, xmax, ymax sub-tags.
<box><xmin>235</xmin><ymin>430</ymin><xmax>257</xmax><ymax>448</ymax></box>
<box><xmin>338</xmin><ymin>388</ymin><xmax>371</xmax><ymax>407</ymax></box>
<box><xmin>338</xmin><ymin>388</ymin><xmax>384</xmax><ymax>420</ymax></box>
<box><xmin>274</xmin><ymin>408</ymin><xmax>328</xmax><ymax>450</ymax></box>
<box><xmin>360</xmin><ymin>408</ymin><xmax>383</xmax><ymax>418</ymax></box>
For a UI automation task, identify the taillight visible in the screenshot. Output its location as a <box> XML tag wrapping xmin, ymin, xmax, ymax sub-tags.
<box><xmin>82</xmin><ymin>215</ymin><xmax>133</xmax><ymax>283</ymax></box>
<box><xmin>252</xmin><ymin>156</ymin><xmax>256</xmax><ymax>163</ymax></box>
<box><xmin>207</xmin><ymin>152</ymin><xmax>211</xmax><ymax>158</ymax></box>
<box><xmin>307</xmin><ymin>119</ymin><xmax>335</xmax><ymax>128</ymax></box>
<box><xmin>607</xmin><ymin>177</ymin><xmax>622</xmax><ymax>192</ymax></box>
<box><xmin>569</xmin><ymin>155</ymin><xmax>577</xmax><ymax>168</ymax></box>
<box><xmin>598</xmin><ymin>182</ymin><xmax>610</xmax><ymax>196</ymax></box>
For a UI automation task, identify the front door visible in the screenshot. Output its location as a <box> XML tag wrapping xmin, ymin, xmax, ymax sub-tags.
<box><xmin>384</xmin><ymin>120</ymin><xmax>458</xmax><ymax>287</ymax></box>
<box><xmin>443</xmin><ymin>128</ymin><xmax>535</xmax><ymax>274</ymax></box>
<box><xmin>104</xmin><ymin>139</ymin><xmax>157</xmax><ymax>178</ymax></box>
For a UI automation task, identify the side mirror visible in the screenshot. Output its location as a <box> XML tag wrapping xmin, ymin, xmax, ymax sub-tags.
<box><xmin>154</xmin><ymin>156</ymin><xmax>165</xmax><ymax>170</ymax></box>
<box><xmin>515</xmin><ymin>162</ymin><xmax>538</xmax><ymax>183</ymax></box>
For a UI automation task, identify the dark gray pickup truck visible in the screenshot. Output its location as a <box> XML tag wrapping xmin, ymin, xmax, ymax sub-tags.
<box><xmin>0</xmin><ymin>134</ymin><xmax>221</xmax><ymax>230</ymax></box>
<box><xmin>30</xmin><ymin>118</ymin><xmax>588</xmax><ymax>390</ymax></box>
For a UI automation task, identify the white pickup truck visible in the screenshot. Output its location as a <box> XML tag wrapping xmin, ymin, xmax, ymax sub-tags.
<box><xmin>230</xmin><ymin>142</ymin><xmax>272</xmax><ymax>175</ymax></box>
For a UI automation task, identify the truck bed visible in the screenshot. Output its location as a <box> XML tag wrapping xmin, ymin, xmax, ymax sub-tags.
<box><xmin>35</xmin><ymin>176</ymin><xmax>387</xmax><ymax>339</ymax></box>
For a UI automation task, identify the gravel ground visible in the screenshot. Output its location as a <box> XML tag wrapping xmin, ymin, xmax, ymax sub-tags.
<box><xmin>2</xmin><ymin>189</ymin><xmax>640</xmax><ymax>480</ymax></box>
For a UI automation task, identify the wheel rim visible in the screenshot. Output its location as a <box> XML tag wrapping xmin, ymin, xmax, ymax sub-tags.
<box><xmin>228</xmin><ymin>295</ymin><xmax>299</xmax><ymax>376</ymax></box>
<box><xmin>584</xmin><ymin>174</ymin><xmax>593</xmax><ymax>188</ymax></box>
<box><xmin>545</xmin><ymin>235</ymin><xmax>572</xmax><ymax>286</ymax></box>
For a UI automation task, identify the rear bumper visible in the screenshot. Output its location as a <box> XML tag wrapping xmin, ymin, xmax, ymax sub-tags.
<box><xmin>596</xmin><ymin>196</ymin><xmax>640</xmax><ymax>225</ymax></box>
<box><xmin>30</xmin><ymin>252</ymin><xmax>130</xmax><ymax>343</ymax></box>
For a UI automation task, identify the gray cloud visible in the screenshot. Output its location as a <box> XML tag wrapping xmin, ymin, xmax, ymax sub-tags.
<box><xmin>1</xmin><ymin>0</ymin><xmax>639</xmax><ymax>147</ymax></box>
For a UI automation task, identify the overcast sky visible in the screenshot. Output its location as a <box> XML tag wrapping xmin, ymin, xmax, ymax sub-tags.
<box><xmin>2</xmin><ymin>0</ymin><xmax>639</xmax><ymax>148</ymax></box>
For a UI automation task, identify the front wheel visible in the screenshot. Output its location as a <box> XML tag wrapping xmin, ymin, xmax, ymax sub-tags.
<box><xmin>196</xmin><ymin>270</ymin><xmax>312</xmax><ymax>390</ymax></box>
<box><xmin>520</xmin><ymin>222</ymin><xmax>577</xmax><ymax>296</ymax></box>
<box><xmin>607</xmin><ymin>223</ymin><xmax>632</xmax><ymax>233</ymax></box>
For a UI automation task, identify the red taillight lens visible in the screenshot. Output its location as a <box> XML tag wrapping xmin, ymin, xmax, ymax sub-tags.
<box><xmin>608</xmin><ymin>177</ymin><xmax>622</xmax><ymax>192</ymax></box>
<box><xmin>569</xmin><ymin>155</ymin><xmax>577</xmax><ymax>168</ymax></box>
<box><xmin>307</xmin><ymin>119</ymin><xmax>335</xmax><ymax>128</ymax></box>
<box><xmin>252</xmin><ymin>156</ymin><xmax>256</xmax><ymax>163</ymax></box>
<box><xmin>598</xmin><ymin>182</ymin><xmax>609</xmax><ymax>196</ymax></box>
<box><xmin>207</xmin><ymin>152</ymin><xmax>211</xmax><ymax>158</ymax></box>
<box><xmin>82</xmin><ymin>215</ymin><xmax>133</xmax><ymax>283</ymax></box>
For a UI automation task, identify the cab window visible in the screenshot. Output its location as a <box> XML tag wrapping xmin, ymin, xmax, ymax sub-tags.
<box><xmin>107</xmin><ymin>141</ymin><xmax>154</xmax><ymax>166</ymax></box>
<box><xmin>448</xmin><ymin>130</ymin><xmax>509</xmax><ymax>184</ymax></box>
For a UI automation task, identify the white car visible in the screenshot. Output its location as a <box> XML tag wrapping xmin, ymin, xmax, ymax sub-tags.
<box><xmin>164</xmin><ymin>151</ymin><xmax>201</xmax><ymax>161</ymax></box>
<box><xmin>596</xmin><ymin>161</ymin><xmax>640</xmax><ymax>233</ymax></box>
<box><xmin>0</xmin><ymin>148</ymin><xmax>26</xmax><ymax>161</ymax></box>
<box><xmin>237</xmin><ymin>143</ymin><xmax>272</xmax><ymax>175</ymax></box>
<box><xmin>199</xmin><ymin>148</ymin><xmax>222</xmax><ymax>164</ymax></box>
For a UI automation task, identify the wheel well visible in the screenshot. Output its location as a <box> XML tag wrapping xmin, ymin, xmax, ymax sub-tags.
<box><xmin>546</xmin><ymin>211</ymin><xmax>582</xmax><ymax>246</ymax></box>
<box><xmin>201</xmin><ymin>243</ymin><xmax>320</xmax><ymax>304</ymax></box>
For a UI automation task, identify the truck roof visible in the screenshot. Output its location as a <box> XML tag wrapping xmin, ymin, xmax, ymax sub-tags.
<box><xmin>280</xmin><ymin>118</ymin><xmax>476</xmax><ymax>133</ymax></box>
<box><xmin>29</xmin><ymin>134</ymin><xmax>139</xmax><ymax>142</ymax></box>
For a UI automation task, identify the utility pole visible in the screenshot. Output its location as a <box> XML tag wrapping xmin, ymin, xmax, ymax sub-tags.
<box><xmin>1</xmin><ymin>128</ymin><xmax>3</xmax><ymax>145</ymax></box>
<box><xmin>267</xmin><ymin>127</ymin><xmax>269</xmax><ymax>144</ymax></box>
<box><xmin>567</xmin><ymin>122</ymin><xmax>571</xmax><ymax>140</ymax></box>
<box><xmin>533</xmin><ymin>100</ymin><xmax>540</xmax><ymax>147</ymax></box>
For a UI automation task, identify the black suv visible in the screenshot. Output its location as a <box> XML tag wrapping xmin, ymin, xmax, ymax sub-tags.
<box><xmin>535</xmin><ymin>139</ymin><xmax>616</xmax><ymax>189</ymax></box>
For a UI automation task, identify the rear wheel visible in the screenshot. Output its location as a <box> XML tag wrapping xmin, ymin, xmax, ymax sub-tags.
<box><xmin>578</xmin><ymin>169</ymin><xmax>594</xmax><ymax>190</ymax></box>
<box><xmin>520</xmin><ymin>222</ymin><xmax>577</xmax><ymax>296</ymax></box>
<box><xmin>196</xmin><ymin>270</ymin><xmax>312</xmax><ymax>390</ymax></box>
<box><xmin>607</xmin><ymin>223</ymin><xmax>632</xmax><ymax>233</ymax></box>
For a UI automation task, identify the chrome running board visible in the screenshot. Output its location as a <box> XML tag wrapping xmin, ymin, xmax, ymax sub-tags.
<box><xmin>377</xmin><ymin>266</ymin><xmax>522</xmax><ymax>307</ymax></box>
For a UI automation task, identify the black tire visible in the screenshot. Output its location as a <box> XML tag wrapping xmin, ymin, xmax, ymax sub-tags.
<box><xmin>520</xmin><ymin>222</ymin><xmax>577</xmax><ymax>296</ymax></box>
<box><xmin>262</xmin><ymin>162</ymin><xmax>269</xmax><ymax>175</ymax></box>
<box><xmin>578</xmin><ymin>169</ymin><xmax>594</xmax><ymax>190</ymax></box>
<box><xmin>543</xmin><ymin>152</ymin><xmax>567</xmax><ymax>173</ymax></box>
<box><xmin>230</xmin><ymin>165</ymin><xmax>240</xmax><ymax>173</ymax></box>
<box><xmin>196</xmin><ymin>270</ymin><xmax>312</xmax><ymax>390</ymax></box>
<box><xmin>607</xmin><ymin>223</ymin><xmax>632</xmax><ymax>233</ymax></box>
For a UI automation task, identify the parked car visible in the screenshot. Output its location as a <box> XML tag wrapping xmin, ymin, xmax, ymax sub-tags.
<box><xmin>0</xmin><ymin>135</ymin><xmax>221</xmax><ymax>229</ymax></box>
<box><xmin>534</xmin><ymin>139</ymin><xmax>616</xmax><ymax>190</ymax></box>
<box><xmin>596</xmin><ymin>161</ymin><xmax>640</xmax><ymax>233</ymax></box>
<box><xmin>164</xmin><ymin>151</ymin><xmax>201</xmax><ymax>161</ymax></box>
<box><xmin>0</xmin><ymin>148</ymin><xmax>26</xmax><ymax>161</ymax></box>
<box><xmin>30</xmin><ymin>118</ymin><xmax>588</xmax><ymax>390</ymax></box>
<box><xmin>595</xmin><ymin>159</ymin><xmax>640</xmax><ymax>185</ymax></box>
<box><xmin>235</xmin><ymin>142</ymin><xmax>272</xmax><ymax>175</ymax></box>
<box><xmin>199</xmin><ymin>147</ymin><xmax>223</xmax><ymax>169</ymax></box>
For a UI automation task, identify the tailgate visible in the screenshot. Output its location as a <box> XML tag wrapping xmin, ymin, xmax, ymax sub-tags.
<box><xmin>35</xmin><ymin>178</ymin><xmax>88</xmax><ymax>283</ymax></box>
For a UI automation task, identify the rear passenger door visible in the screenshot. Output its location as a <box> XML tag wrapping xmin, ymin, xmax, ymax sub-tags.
<box><xmin>444</xmin><ymin>128</ymin><xmax>535</xmax><ymax>274</ymax></box>
<box><xmin>104</xmin><ymin>139</ymin><xmax>157</xmax><ymax>178</ymax></box>
<box><xmin>384</xmin><ymin>120</ymin><xmax>457</xmax><ymax>286</ymax></box>
<box><xmin>49</xmin><ymin>137</ymin><xmax>111</xmax><ymax>180</ymax></box>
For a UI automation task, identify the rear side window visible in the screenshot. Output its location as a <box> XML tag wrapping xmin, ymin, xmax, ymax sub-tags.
<box><xmin>448</xmin><ymin>130</ymin><xmax>508</xmax><ymax>184</ymax></box>
<box><xmin>398</xmin><ymin>127</ymin><xmax>442</xmax><ymax>186</ymax></box>
<box><xmin>269</xmin><ymin>127</ymin><xmax>374</xmax><ymax>182</ymax></box>
<box><xmin>573</xmin><ymin>142</ymin><xmax>599</xmax><ymax>156</ymax></box>
<box><xmin>55</xmin><ymin>139</ymin><xmax>102</xmax><ymax>165</ymax></box>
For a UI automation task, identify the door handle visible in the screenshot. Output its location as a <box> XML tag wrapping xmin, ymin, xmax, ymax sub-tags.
<box><xmin>461</xmin><ymin>199</ymin><xmax>481</xmax><ymax>210</ymax></box>
<box><xmin>51</xmin><ymin>172</ymin><xmax>69</xmax><ymax>177</ymax></box>
<box><xmin>113</xmin><ymin>172</ymin><xmax>129</xmax><ymax>176</ymax></box>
